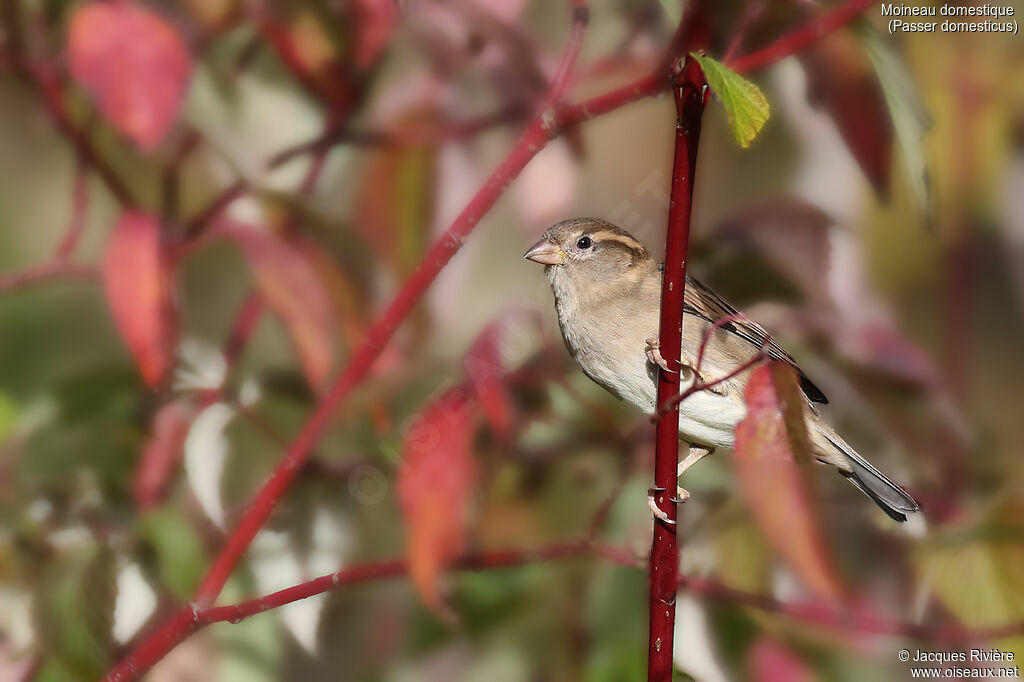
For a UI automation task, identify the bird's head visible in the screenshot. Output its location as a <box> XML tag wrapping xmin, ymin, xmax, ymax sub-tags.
<box><xmin>523</xmin><ymin>218</ymin><xmax>652</xmax><ymax>297</ymax></box>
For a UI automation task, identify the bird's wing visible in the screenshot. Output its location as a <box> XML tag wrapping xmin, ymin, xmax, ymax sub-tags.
<box><xmin>682</xmin><ymin>275</ymin><xmax>829</xmax><ymax>404</ymax></box>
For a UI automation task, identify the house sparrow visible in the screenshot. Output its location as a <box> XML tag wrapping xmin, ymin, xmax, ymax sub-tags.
<box><xmin>525</xmin><ymin>218</ymin><xmax>919</xmax><ymax>522</ymax></box>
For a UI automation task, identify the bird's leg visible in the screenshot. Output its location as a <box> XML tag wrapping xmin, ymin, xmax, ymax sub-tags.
<box><xmin>674</xmin><ymin>445</ymin><xmax>713</xmax><ymax>501</ymax></box>
<box><xmin>647</xmin><ymin>445</ymin><xmax>715</xmax><ymax>524</ymax></box>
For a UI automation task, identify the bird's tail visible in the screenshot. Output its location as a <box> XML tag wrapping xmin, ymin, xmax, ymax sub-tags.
<box><xmin>813</xmin><ymin>422</ymin><xmax>920</xmax><ymax>522</ymax></box>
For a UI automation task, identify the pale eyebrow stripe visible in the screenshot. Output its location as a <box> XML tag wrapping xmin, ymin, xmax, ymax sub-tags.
<box><xmin>590</xmin><ymin>232</ymin><xmax>647</xmax><ymax>253</ymax></box>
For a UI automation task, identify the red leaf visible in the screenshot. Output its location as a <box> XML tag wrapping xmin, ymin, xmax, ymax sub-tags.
<box><xmin>68</xmin><ymin>3</ymin><xmax>192</xmax><ymax>151</ymax></box>
<box><xmin>102</xmin><ymin>212</ymin><xmax>174</xmax><ymax>387</ymax></box>
<box><xmin>224</xmin><ymin>225</ymin><xmax>335</xmax><ymax>392</ymax></box>
<box><xmin>800</xmin><ymin>33</ymin><xmax>893</xmax><ymax>197</ymax></box>
<box><xmin>133</xmin><ymin>402</ymin><xmax>192</xmax><ymax>509</ymax></box>
<box><xmin>733</xmin><ymin>363</ymin><xmax>845</xmax><ymax>604</ymax></box>
<box><xmin>397</xmin><ymin>387</ymin><xmax>478</xmax><ymax>616</ymax></box>
<box><xmin>464</xmin><ymin>318</ymin><xmax>518</xmax><ymax>439</ymax></box>
<box><xmin>748</xmin><ymin>637</ymin><xmax>817</xmax><ymax>682</ymax></box>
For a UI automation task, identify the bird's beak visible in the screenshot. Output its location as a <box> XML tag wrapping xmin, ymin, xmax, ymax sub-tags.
<box><xmin>523</xmin><ymin>238</ymin><xmax>565</xmax><ymax>265</ymax></box>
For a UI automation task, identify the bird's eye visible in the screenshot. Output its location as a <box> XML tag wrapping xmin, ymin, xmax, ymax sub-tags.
<box><xmin>576</xmin><ymin>236</ymin><xmax>593</xmax><ymax>250</ymax></box>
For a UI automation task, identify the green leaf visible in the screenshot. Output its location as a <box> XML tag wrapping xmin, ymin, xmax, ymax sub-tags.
<box><xmin>138</xmin><ymin>507</ymin><xmax>207</xmax><ymax>600</ymax></box>
<box><xmin>691</xmin><ymin>53</ymin><xmax>770</xmax><ymax>148</ymax></box>
<box><xmin>854</xmin><ymin>22</ymin><xmax>933</xmax><ymax>217</ymax></box>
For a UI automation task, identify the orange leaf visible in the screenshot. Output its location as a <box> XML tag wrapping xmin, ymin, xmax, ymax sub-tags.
<box><xmin>226</xmin><ymin>226</ymin><xmax>335</xmax><ymax>392</ymax></box>
<box><xmin>733</xmin><ymin>362</ymin><xmax>845</xmax><ymax>604</ymax></box>
<box><xmin>133</xmin><ymin>401</ymin><xmax>192</xmax><ymax>509</ymax></box>
<box><xmin>68</xmin><ymin>3</ymin><xmax>192</xmax><ymax>151</ymax></box>
<box><xmin>102</xmin><ymin>212</ymin><xmax>174</xmax><ymax>387</ymax></box>
<box><xmin>397</xmin><ymin>387</ymin><xmax>478</xmax><ymax>616</ymax></box>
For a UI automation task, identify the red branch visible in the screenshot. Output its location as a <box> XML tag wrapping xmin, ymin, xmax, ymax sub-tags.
<box><xmin>2</xmin><ymin>0</ymin><xmax>136</xmax><ymax>210</ymax></box>
<box><xmin>55</xmin><ymin>156</ymin><xmax>90</xmax><ymax>260</ymax></box>
<box><xmin>269</xmin><ymin>104</ymin><xmax>529</xmax><ymax>165</ymax></box>
<box><xmin>23</xmin><ymin>63</ymin><xmax>137</xmax><ymax>208</ymax></box>
<box><xmin>118</xmin><ymin>537</ymin><xmax>1024</xmax><ymax>669</ymax></box>
<box><xmin>0</xmin><ymin>260</ymin><xmax>97</xmax><ymax>293</ymax></box>
<box><xmin>657</xmin><ymin>351</ymin><xmax>768</xmax><ymax>417</ymax></box>
<box><xmin>728</xmin><ymin>0</ymin><xmax>876</xmax><ymax>73</ymax></box>
<box><xmin>647</xmin><ymin>55</ymin><xmax>707</xmax><ymax>682</ymax></box>
<box><xmin>111</xmin><ymin>541</ymin><xmax>588</xmax><ymax>678</ymax></box>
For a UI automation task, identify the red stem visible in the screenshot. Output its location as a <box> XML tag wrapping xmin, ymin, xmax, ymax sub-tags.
<box><xmin>24</xmin><ymin>63</ymin><xmax>137</xmax><ymax>207</ymax></box>
<box><xmin>108</xmin><ymin>542</ymin><xmax>587</xmax><ymax>682</ymax></box>
<box><xmin>728</xmin><ymin>0</ymin><xmax>876</xmax><ymax>73</ymax></box>
<box><xmin>269</xmin><ymin>104</ymin><xmax>530</xmax><ymax>165</ymax></box>
<box><xmin>118</xmin><ymin>536</ymin><xmax>1024</xmax><ymax>674</ymax></box>
<box><xmin>0</xmin><ymin>260</ymin><xmax>97</xmax><ymax>293</ymax></box>
<box><xmin>647</xmin><ymin>56</ymin><xmax>706</xmax><ymax>682</ymax></box>
<box><xmin>222</xmin><ymin>292</ymin><xmax>264</xmax><ymax>370</ymax></box>
<box><xmin>55</xmin><ymin>156</ymin><xmax>89</xmax><ymax>260</ymax></box>
<box><xmin>657</xmin><ymin>352</ymin><xmax>767</xmax><ymax>417</ymax></box>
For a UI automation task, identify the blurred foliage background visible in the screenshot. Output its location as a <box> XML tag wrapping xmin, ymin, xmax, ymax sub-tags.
<box><xmin>1</xmin><ymin>0</ymin><xmax>1023</xmax><ymax>680</ymax></box>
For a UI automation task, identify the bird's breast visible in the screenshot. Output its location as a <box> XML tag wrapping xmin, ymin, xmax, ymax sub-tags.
<box><xmin>552</xmin><ymin>288</ymin><xmax>746</xmax><ymax>450</ymax></box>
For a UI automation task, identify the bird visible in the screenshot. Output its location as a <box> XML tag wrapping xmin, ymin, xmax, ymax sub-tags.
<box><xmin>524</xmin><ymin>217</ymin><xmax>919</xmax><ymax>522</ymax></box>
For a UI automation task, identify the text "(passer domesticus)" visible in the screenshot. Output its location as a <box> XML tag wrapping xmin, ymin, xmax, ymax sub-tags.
<box><xmin>525</xmin><ymin>218</ymin><xmax>919</xmax><ymax>523</ymax></box>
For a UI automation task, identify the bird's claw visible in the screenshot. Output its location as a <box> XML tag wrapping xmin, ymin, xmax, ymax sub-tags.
<box><xmin>648</xmin><ymin>486</ymin><xmax>690</xmax><ymax>525</ymax></box>
<box><xmin>645</xmin><ymin>337</ymin><xmax>676</xmax><ymax>374</ymax></box>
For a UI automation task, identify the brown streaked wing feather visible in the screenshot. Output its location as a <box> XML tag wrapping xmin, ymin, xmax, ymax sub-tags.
<box><xmin>682</xmin><ymin>275</ymin><xmax>829</xmax><ymax>404</ymax></box>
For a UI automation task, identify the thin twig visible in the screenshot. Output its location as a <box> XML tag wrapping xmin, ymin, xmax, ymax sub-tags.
<box><xmin>269</xmin><ymin>104</ymin><xmax>531</xmax><ymax>168</ymax></box>
<box><xmin>657</xmin><ymin>351</ymin><xmax>769</xmax><ymax>417</ymax></box>
<box><xmin>728</xmin><ymin>0</ymin><xmax>876</xmax><ymax>73</ymax></box>
<box><xmin>0</xmin><ymin>261</ymin><xmax>98</xmax><ymax>293</ymax></box>
<box><xmin>722</xmin><ymin>0</ymin><xmax>767</xmax><ymax>64</ymax></box>
<box><xmin>22</xmin><ymin>62</ymin><xmax>138</xmax><ymax>207</ymax></box>
<box><xmin>125</xmin><ymin>537</ymin><xmax>1024</xmax><ymax>651</ymax></box>
<box><xmin>54</xmin><ymin>155</ymin><xmax>90</xmax><ymax>260</ymax></box>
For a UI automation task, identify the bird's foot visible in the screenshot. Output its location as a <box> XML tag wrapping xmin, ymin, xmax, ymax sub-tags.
<box><xmin>644</xmin><ymin>338</ymin><xmax>675</xmax><ymax>373</ymax></box>
<box><xmin>647</xmin><ymin>485</ymin><xmax>690</xmax><ymax>525</ymax></box>
<box><xmin>646</xmin><ymin>446</ymin><xmax>714</xmax><ymax>522</ymax></box>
